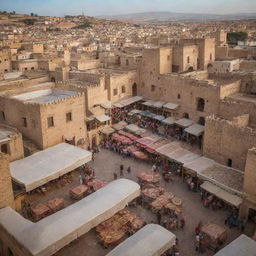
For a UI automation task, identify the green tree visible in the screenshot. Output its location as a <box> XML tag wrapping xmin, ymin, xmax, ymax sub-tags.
<box><xmin>227</xmin><ymin>32</ymin><xmax>248</xmax><ymax>44</ymax></box>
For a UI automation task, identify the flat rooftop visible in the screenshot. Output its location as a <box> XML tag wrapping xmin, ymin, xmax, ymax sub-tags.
<box><xmin>227</xmin><ymin>93</ymin><xmax>256</xmax><ymax>104</ymax></box>
<box><xmin>12</xmin><ymin>89</ymin><xmax>79</xmax><ymax>104</ymax></box>
<box><xmin>0</xmin><ymin>126</ymin><xmax>17</xmax><ymax>142</ymax></box>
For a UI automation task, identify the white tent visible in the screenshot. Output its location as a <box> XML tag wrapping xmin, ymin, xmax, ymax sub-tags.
<box><xmin>0</xmin><ymin>179</ymin><xmax>140</xmax><ymax>256</ymax></box>
<box><xmin>106</xmin><ymin>224</ymin><xmax>176</xmax><ymax>256</ymax></box>
<box><xmin>10</xmin><ymin>143</ymin><xmax>92</xmax><ymax>192</ymax></box>
<box><xmin>185</xmin><ymin>124</ymin><xmax>205</xmax><ymax>137</ymax></box>
<box><xmin>214</xmin><ymin>235</ymin><xmax>256</xmax><ymax>256</ymax></box>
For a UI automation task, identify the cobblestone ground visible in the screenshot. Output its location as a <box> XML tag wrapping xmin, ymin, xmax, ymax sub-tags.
<box><xmin>30</xmin><ymin>149</ymin><xmax>253</xmax><ymax>256</ymax></box>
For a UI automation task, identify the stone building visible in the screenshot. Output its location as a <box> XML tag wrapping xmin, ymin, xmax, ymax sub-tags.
<box><xmin>0</xmin><ymin>124</ymin><xmax>24</xmax><ymax>162</ymax></box>
<box><xmin>0</xmin><ymin>89</ymin><xmax>87</xmax><ymax>149</ymax></box>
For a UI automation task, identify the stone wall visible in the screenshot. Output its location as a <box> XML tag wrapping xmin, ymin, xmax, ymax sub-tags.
<box><xmin>203</xmin><ymin>115</ymin><xmax>256</xmax><ymax>170</ymax></box>
<box><xmin>0</xmin><ymin>153</ymin><xmax>14</xmax><ymax>209</ymax></box>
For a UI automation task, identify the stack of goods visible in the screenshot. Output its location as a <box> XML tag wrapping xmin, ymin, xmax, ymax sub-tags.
<box><xmin>150</xmin><ymin>192</ymin><xmax>174</xmax><ymax>212</ymax></box>
<box><xmin>126</xmin><ymin>145</ymin><xmax>139</xmax><ymax>154</ymax></box>
<box><xmin>47</xmin><ymin>198</ymin><xmax>65</xmax><ymax>213</ymax></box>
<box><xmin>31</xmin><ymin>203</ymin><xmax>51</xmax><ymax>221</ymax></box>
<box><xmin>132</xmin><ymin>151</ymin><xmax>148</xmax><ymax>160</ymax></box>
<box><xmin>88</xmin><ymin>179</ymin><xmax>108</xmax><ymax>192</ymax></box>
<box><xmin>118</xmin><ymin>130</ymin><xmax>139</xmax><ymax>141</ymax></box>
<box><xmin>96</xmin><ymin>209</ymin><xmax>145</xmax><ymax>248</ymax></box>
<box><xmin>142</xmin><ymin>186</ymin><xmax>164</xmax><ymax>201</ymax></box>
<box><xmin>69</xmin><ymin>185</ymin><xmax>89</xmax><ymax>200</ymax></box>
<box><xmin>137</xmin><ymin>172</ymin><xmax>161</xmax><ymax>186</ymax></box>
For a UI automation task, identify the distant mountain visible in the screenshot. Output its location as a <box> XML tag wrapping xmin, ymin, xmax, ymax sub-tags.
<box><xmin>99</xmin><ymin>11</ymin><xmax>256</xmax><ymax>23</ymax></box>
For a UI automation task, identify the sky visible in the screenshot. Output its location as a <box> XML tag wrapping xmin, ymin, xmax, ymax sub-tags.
<box><xmin>0</xmin><ymin>0</ymin><xmax>256</xmax><ymax>17</ymax></box>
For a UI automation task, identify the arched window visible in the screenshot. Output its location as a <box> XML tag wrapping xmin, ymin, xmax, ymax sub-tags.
<box><xmin>126</xmin><ymin>59</ymin><xmax>129</xmax><ymax>66</ymax></box>
<box><xmin>121</xmin><ymin>86</ymin><xmax>126</xmax><ymax>93</ymax></box>
<box><xmin>177</xmin><ymin>94</ymin><xmax>181</xmax><ymax>99</ymax></box>
<box><xmin>210</xmin><ymin>53</ymin><xmax>212</xmax><ymax>61</ymax></box>
<box><xmin>197</xmin><ymin>98</ymin><xmax>205</xmax><ymax>112</ymax></box>
<box><xmin>187</xmin><ymin>56</ymin><xmax>190</xmax><ymax>64</ymax></box>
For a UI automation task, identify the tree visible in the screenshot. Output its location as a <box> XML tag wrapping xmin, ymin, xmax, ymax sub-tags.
<box><xmin>227</xmin><ymin>32</ymin><xmax>248</xmax><ymax>45</ymax></box>
<box><xmin>30</xmin><ymin>12</ymin><xmax>34</xmax><ymax>16</ymax></box>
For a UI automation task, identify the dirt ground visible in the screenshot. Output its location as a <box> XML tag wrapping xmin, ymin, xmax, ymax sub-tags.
<box><xmin>26</xmin><ymin>149</ymin><xmax>254</xmax><ymax>256</ymax></box>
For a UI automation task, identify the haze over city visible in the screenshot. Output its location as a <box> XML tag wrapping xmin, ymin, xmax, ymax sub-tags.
<box><xmin>0</xmin><ymin>1</ymin><xmax>256</xmax><ymax>256</ymax></box>
<box><xmin>1</xmin><ymin>0</ymin><xmax>256</xmax><ymax>16</ymax></box>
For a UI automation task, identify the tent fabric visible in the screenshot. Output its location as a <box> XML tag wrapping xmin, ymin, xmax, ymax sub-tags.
<box><xmin>95</xmin><ymin>115</ymin><xmax>110</xmax><ymax>123</ymax></box>
<box><xmin>129</xmin><ymin>109</ymin><xmax>142</xmax><ymax>115</ymax></box>
<box><xmin>162</xmin><ymin>117</ymin><xmax>175</xmax><ymax>125</ymax></box>
<box><xmin>174</xmin><ymin>118</ymin><xmax>194</xmax><ymax>128</ymax></box>
<box><xmin>125</xmin><ymin>124</ymin><xmax>140</xmax><ymax>133</ymax></box>
<box><xmin>214</xmin><ymin>234</ymin><xmax>256</xmax><ymax>256</ymax></box>
<box><xmin>163</xmin><ymin>102</ymin><xmax>179</xmax><ymax>110</ymax></box>
<box><xmin>200</xmin><ymin>181</ymin><xmax>242</xmax><ymax>208</ymax></box>
<box><xmin>153</xmin><ymin>101</ymin><xmax>165</xmax><ymax>108</ymax></box>
<box><xmin>153</xmin><ymin>115</ymin><xmax>165</xmax><ymax>121</ymax></box>
<box><xmin>100</xmin><ymin>101</ymin><xmax>112</xmax><ymax>109</ymax></box>
<box><xmin>156</xmin><ymin>142</ymin><xmax>182</xmax><ymax>157</ymax></box>
<box><xmin>106</xmin><ymin>224</ymin><xmax>176</xmax><ymax>256</ymax></box>
<box><xmin>10</xmin><ymin>143</ymin><xmax>92</xmax><ymax>192</ymax></box>
<box><xmin>100</xmin><ymin>127</ymin><xmax>115</xmax><ymax>135</ymax></box>
<box><xmin>142</xmin><ymin>100</ymin><xmax>155</xmax><ymax>107</ymax></box>
<box><xmin>119</xmin><ymin>96</ymin><xmax>143</xmax><ymax>107</ymax></box>
<box><xmin>183</xmin><ymin>157</ymin><xmax>215</xmax><ymax>175</ymax></box>
<box><xmin>166</xmin><ymin>148</ymin><xmax>193</xmax><ymax>163</ymax></box>
<box><xmin>0</xmin><ymin>179</ymin><xmax>140</xmax><ymax>256</ymax></box>
<box><xmin>184</xmin><ymin>124</ymin><xmax>205</xmax><ymax>137</ymax></box>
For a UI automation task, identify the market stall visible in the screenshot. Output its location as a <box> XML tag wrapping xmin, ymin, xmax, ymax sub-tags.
<box><xmin>70</xmin><ymin>184</ymin><xmax>90</xmax><ymax>200</ymax></box>
<box><xmin>137</xmin><ymin>172</ymin><xmax>161</xmax><ymax>187</ymax></box>
<box><xmin>201</xmin><ymin>222</ymin><xmax>227</xmax><ymax>251</ymax></box>
<box><xmin>106</xmin><ymin>224</ymin><xmax>176</xmax><ymax>256</ymax></box>
<box><xmin>96</xmin><ymin>208</ymin><xmax>145</xmax><ymax>248</ymax></box>
<box><xmin>47</xmin><ymin>198</ymin><xmax>64</xmax><ymax>213</ymax></box>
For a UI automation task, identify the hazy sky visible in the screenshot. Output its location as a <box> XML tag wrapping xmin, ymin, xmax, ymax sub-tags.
<box><xmin>1</xmin><ymin>0</ymin><xmax>256</xmax><ymax>17</ymax></box>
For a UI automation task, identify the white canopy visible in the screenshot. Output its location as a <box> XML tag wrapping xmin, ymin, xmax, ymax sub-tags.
<box><xmin>183</xmin><ymin>157</ymin><xmax>215</xmax><ymax>175</ymax></box>
<box><xmin>106</xmin><ymin>224</ymin><xmax>176</xmax><ymax>256</ymax></box>
<box><xmin>100</xmin><ymin>126</ymin><xmax>115</xmax><ymax>135</ymax></box>
<box><xmin>175</xmin><ymin>118</ymin><xmax>194</xmax><ymax>128</ymax></box>
<box><xmin>214</xmin><ymin>235</ymin><xmax>256</xmax><ymax>256</ymax></box>
<box><xmin>95</xmin><ymin>114</ymin><xmax>110</xmax><ymax>123</ymax></box>
<box><xmin>101</xmin><ymin>101</ymin><xmax>112</xmax><ymax>109</ymax></box>
<box><xmin>185</xmin><ymin>124</ymin><xmax>205</xmax><ymax>137</ymax></box>
<box><xmin>153</xmin><ymin>101</ymin><xmax>165</xmax><ymax>108</ymax></box>
<box><xmin>119</xmin><ymin>96</ymin><xmax>143</xmax><ymax>106</ymax></box>
<box><xmin>125</xmin><ymin>124</ymin><xmax>140</xmax><ymax>133</ymax></box>
<box><xmin>142</xmin><ymin>100</ymin><xmax>155</xmax><ymax>107</ymax></box>
<box><xmin>163</xmin><ymin>102</ymin><xmax>179</xmax><ymax>110</ymax></box>
<box><xmin>0</xmin><ymin>179</ymin><xmax>140</xmax><ymax>256</ymax></box>
<box><xmin>10</xmin><ymin>143</ymin><xmax>92</xmax><ymax>192</ymax></box>
<box><xmin>162</xmin><ymin>117</ymin><xmax>175</xmax><ymax>125</ymax></box>
<box><xmin>200</xmin><ymin>181</ymin><xmax>242</xmax><ymax>208</ymax></box>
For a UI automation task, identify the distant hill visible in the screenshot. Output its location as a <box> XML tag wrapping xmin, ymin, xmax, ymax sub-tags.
<box><xmin>99</xmin><ymin>11</ymin><xmax>256</xmax><ymax>23</ymax></box>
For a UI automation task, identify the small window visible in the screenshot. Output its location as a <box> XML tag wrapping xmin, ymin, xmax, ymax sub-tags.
<box><xmin>0</xmin><ymin>111</ymin><xmax>5</xmax><ymax>121</ymax></box>
<box><xmin>126</xmin><ymin>59</ymin><xmax>129</xmax><ymax>66</ymax></box>
<box><xmin>227</xmin><ymin>159</ymin><xmax>232</xmax><ymax>167</ymax></box>
<box><xmin>66</xmin><ymin>112</ymin><xmax>72</xmax><ymax>122</ymax></box>
<box><xmin>187</xmin><ymin>56</ymin><xmax>190</xmax><ymax>64</ymax></box>
<box><xmin>4</xmin><ymin>69</ymin><xmax>8</xmax><ymax>72</ymax></box>
<box><xmin>177</xmin><ymin>94</ymin><xmax>181</xmax><ymax>99</ymax></box>
<box><xmin>113</xmin><ymin>88</ymin><xmax>118</xmax><ymax>96</ymax></box>
<box><xmin>151</xmin><ymin>85</ymin><xmax>155</xmax><ymax>92</ymax></box>
<box><xmin>22</xmin><ymin>117</ymin><xmax>27</xmax><ymax>127</ymax></box>
<box><xmin>47</xmin><ymin>116</ymin><xmax>54</xmax><ymax>128</ymax></box>
<box><xmin>24</xmin><ymin>67</ymin><xmax>28</xmax><ymax>71</ymax></box>
<box><xmin>121</xmin><ymin>86</ymin><xmax>126</xmax><ymax>93</ymax></box>
<box><xmin>167</xmin><ymin>55</ymin><xmax>170</xmax><ymax>60</ymax></box>
<box><xmin>1</xmin><ymin>144</ymin><xmax>8</xmax><ymax>154</ymax></box>
<box><xmin>31</xmin><ymin>67</ymin><xmax>34</xmax><ymax>70</ymax></box>
<box><xmin>210</xmin><ymin>53</ymin><xmax>212</xmax><ymax>61</ymax></box>
<box><xmin>4</xmin><ymin>59</ymin><xmax>7</xmax><ymax>61</ymax></box>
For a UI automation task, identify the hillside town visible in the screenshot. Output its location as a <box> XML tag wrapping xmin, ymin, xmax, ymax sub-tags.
<box><xmin>0</xmin><ymin>9</ymin><xmax>256</xmax><ymax>256</ymax></box>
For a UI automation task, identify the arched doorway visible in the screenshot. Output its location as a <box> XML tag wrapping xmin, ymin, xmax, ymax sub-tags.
<box><xmin>197</xmin><ymin>98</ymin><xmax>205</xmax><ymax>112</ymax></box>
<box><xmin>132</xmin><ymin>83</ymin><xmax>137</xmax><ymax>96</ymax></box>
<box><xmin>198</xmin><ymin>117</ymin><xmax>205</xmax><ymax>126</ymax></box>
<box><xmin>188</xmin><ymin>66</ymin><xmax>194</xmax><ymax>72</ymax></box>
<box><xmin>207</xmin><ymin>63</ymin><xmax>213</xmax><ymax>73</ymax></box>
<box><xmin>183</xmin><ymin>113</ymin><xmax>189</xmax><ymax>119</ymax></box>
<box><xmin>51</xmin><ymin>77</ymin><xmax>56</xmax><ymax>82</ymax></box>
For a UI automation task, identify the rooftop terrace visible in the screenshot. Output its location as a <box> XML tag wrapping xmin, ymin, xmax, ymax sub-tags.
<box><xmin>12</xmin><ymin>89</ymin><xmax>79</xmax><ymax>104</ymax></box>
